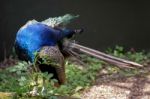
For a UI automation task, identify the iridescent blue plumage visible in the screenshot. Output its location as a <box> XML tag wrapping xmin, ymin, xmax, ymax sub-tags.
<box><xmin>15</xmin><ymin>23</ymin><xmax>74</xmax><ymax>62</ymax></box>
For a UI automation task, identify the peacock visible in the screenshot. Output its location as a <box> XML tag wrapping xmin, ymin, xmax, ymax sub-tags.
<box><xmin>15</xmin><ymin>14</ymin><xmax>142</xmax><ymax>95</ymax></box>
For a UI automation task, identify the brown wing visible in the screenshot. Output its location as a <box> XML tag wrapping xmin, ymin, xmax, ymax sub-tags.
<box><xmin>36</xmin><ymin>46</ymin><xmax>65</xmax><ymax>85</ymax></box>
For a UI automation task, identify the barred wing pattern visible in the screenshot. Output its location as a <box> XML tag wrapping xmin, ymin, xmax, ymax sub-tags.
<box><xmin>36</xmin><ymin>46</ymin><xmax>65</xmax><ymax>84</ymax></box>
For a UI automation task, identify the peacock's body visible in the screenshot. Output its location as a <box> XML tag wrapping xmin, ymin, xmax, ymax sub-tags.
<box><xmin>15</xmin><ymin>14</ymin><xmax>82</xmax><ymax>85</ymax></box>
<box><xmin>15</xmin><ymin>14</ymin><xmax>142</xmax><ymax>89</ymax></box>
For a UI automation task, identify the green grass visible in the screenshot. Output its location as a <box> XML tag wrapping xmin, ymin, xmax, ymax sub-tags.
<box><xmin>0</xmin><ymin>56</ymin><xmax>103</xmax><ymax>98</ymax></box>
<box><xmin>0</xmin><ymin>46</ymin><xmax>149</xmax><ymax>98</ymax></box>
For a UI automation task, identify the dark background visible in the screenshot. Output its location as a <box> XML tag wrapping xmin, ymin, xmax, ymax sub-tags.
<box><xmin>0</xmin><ymin>0</ymin><xmax>150</xmax><ymax>61</ymax></box>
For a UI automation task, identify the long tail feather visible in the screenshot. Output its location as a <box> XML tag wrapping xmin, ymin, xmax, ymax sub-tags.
<box><xmin>63</xmin><ymin>40</ymin><xmax>143</xmax><ymax>68</ymax></box>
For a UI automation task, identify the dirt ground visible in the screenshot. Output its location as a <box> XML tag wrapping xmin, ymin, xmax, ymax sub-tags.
<box><xmin>81</xmin><ymin>64</ymin><xmax>150</xmax><ymax>99</ymax></box>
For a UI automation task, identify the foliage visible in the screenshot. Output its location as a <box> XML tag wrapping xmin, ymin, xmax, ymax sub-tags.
<box><xmin>0</xmin><ymin>46</ymin><xmax>149</xmax><ymax>98</ymax></box>
<box><xmin>0</xmin><ymin>61</ymin><xmax>31</xmax><ymax>94</ymax></box>
<box><xmin>106</xmin><ymin>45</ymin><xmax>149</xmax><ymax>63</ymax></box>
<box><xmin>105</xmin><ymin>45</ymin><xmax>150</xmax><ymax>77</ymax></box>
<box><xmin>0</xmin><ymin>56</ymin><xmax>102</xmax><ymax>98</ymax></box>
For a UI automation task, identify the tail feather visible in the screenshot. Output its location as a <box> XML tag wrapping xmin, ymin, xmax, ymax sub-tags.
<box><xmin>62</xmin><ymin>40</ymin><xmax>143</xmax><ymax>68</ymax></box>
